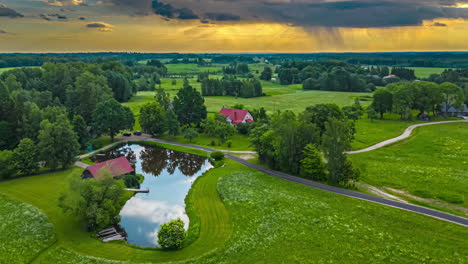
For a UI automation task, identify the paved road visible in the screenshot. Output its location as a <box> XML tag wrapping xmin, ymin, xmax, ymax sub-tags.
<box><xmin>346</xmin><ymin>120</ymin><xmax>468</xmax><ymax>154</ymax></box>
<box><xmin>75</xmin><ymin>135</ymin><xmax>468</xmax><ymax>226</ymax></box>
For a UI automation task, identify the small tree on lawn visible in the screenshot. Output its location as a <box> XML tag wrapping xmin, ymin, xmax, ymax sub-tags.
<box><xmin>183</xmin><ymin>127</ymin><xmax>198</xmax><ymax>143</ymax></box>
<box><xmin>300</xmin><ymin>144</ymin><xmax>325</xmax><ymax>181</ymax></box>
<box><xmin>13</xmin><ymin>138</ymin><xmax>38</xmax><ymax>176</ymax></box>
<box><xmin>59</xmin><ymin>170</ymin><xmax>125</xmax><ymax>231</ymax></box>
<box><xmin>158</xmin><ymin>219</ymin><xmax>186</xmax><ymax>250</ymax></box>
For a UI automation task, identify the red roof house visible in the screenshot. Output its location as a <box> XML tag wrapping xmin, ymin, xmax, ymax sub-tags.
<box><xmin>219</xmin><ymin>108</ymin><xmax>255</xmax><ymax>124</ymax></box>
<box><xmin>83</xmin><ymin>157</ymin><xmax>134</xmax><ymax>179</ymax></box>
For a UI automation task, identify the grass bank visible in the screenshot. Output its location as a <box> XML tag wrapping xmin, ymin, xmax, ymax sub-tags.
<box><xmin>350</xmin><ymin>122</ymin><xmax>468</xmax><ymax>213</ymax></box>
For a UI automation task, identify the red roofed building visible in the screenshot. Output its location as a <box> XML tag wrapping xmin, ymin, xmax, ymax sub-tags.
<box><xmin>219</xmin><ymin>108</ymin><xmax>255</xmax><ymax>125</ymax></box>
<box><xmin>82</xmin><ymin>157</ymin><xmax>135</xmax><ymax>179</ymax></box>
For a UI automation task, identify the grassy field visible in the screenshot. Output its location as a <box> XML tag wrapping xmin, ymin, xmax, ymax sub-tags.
<box><xmin>0</xmin><ymin>193</ymin><xmax>56</xmax><ymax>264</ymax></box>
<box><xmin>408</xmin><ymin>67</ymin><xmax>447</xmax><ymax>79</ymax></box>
<box><xmin>350</xmin><ymin>122</ymin><xmax>468</xmax><ymax>211</ymax></box>
<box><xmin>1</xmin><ymin>158</ymin><xmax>466</xmax><ymax>263</ymax></box>
<box><xmin>165</xmin><ymin>64</ymin><xmax>222</xmax><ymax>74</ymax></box>
<box><xmin>159</xmin><ymin>133</ymin><xmax>253</xmax><ymax>151</ymax></box>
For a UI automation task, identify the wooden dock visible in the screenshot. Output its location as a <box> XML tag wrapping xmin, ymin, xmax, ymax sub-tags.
<box><xmin>124</xmin><ymin>188</ymin><xmax>150</xmax><ymax>193</ymax></box>
<box><xmin>97</xmin><ymin>227</ymin><xmax>125</xmax><ymax>242</ymax></box>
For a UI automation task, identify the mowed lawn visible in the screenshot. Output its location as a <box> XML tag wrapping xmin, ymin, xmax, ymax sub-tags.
<box><xmin>0</xmin><ymin>159</ymin><xmax>466</xmax><ymax>263</ymax></box>
<box><xmin>350</xmin><ymin>123</ymin><xmax>468</xmax><ymax>210</ymax></box>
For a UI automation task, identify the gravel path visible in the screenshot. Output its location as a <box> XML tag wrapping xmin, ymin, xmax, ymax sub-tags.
<box><xmin>346</xmin><ymin>120</ymin><xmax>468</xmax><ymax>154</ymax></box>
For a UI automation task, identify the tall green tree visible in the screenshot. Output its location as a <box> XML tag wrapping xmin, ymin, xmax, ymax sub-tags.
<box><xmin>300</xmin><ymin>144</ymin><xmax>326</xmax><ymax>181</ymax></box>
<box><xmin>0</xmin><ymin>150</ymin><xmax>15</xmax><ymax>179</ymax></box>
<box><xmin>322</xmin><ymin>119</ymin><xmax>359</xmax><ymax>186</ymax></box>
<box><xmin>371</xmin><ymin>88</ymin><xmax>393</xmax><ymax>119</ymax></box>
<box><xmin>13</xmin><ymin>138</ymin><xmax>38</xmax><ymax>176</ymax></box>
<box><xmin>166</xmin><ymin>109</ymin><xmax>180</xmax><ymax>136</ymax></box>
<box><xmin>92</xmin><ymin>99</ymin><xmax>134</xmax><ymax>141</ymax></box>
<box><xmin>155</xmin><ymin>87</ymin><xmax>171</xmax><ymax>110</ymax></box>
<box><xmin>38</xmin><ymin>117</ymin><xmax>80</xmax><ymax>170</ymax></box>
<box><xmin>440</xmin><ymin>82</ymin><xmax>464</xmax><ymax>116</ymax></box>
<box><xmin>67</xmin><ymin>71</ymin><xmax>113</xmax><ymax>123</ymax></box>
<box><xmin>173</xmin><ymin>80</ymin><xmax>207</xmax><ymax>125</ymax></box>
<box><xmin>19</xmin><ymin>102</ymin><xmax>43</xmax><ymax>141</ymax></box>
<box><xmin>410</xmin><ymin>81</ymin><xmax>442</xmax><ymax>116</ymax></box>
<box><xmin>72</xmin><ymin>115</ymin><xmax>91</xmax><ymax>149</ymax></box>
<box><xmin>140</xmin><ymin>102</ymin><xmax>167</xmax><ymax>136</ymax></box>
<box><xmin>104</xmin><ymin>70</ymin><xmax>133</xmax><ymax>103</ymax></box>
<box><xmin>59</xmin><ymin>173</ymin><xmax>125</xmax><ymax>231</ymax></box>
<box><xmin>392</xmin><ymin>85</ymin><xmax>414</xmax><ymax>120</ymax></box>
<box><xmin>260</xmin><ymin>66</ymin><xmax>272</xmax><ymax>81</ymax></box>
<box><xmin>301</xmin><ymin>104</ymin><xmax>345</xmax><ymax>134</ymax></box>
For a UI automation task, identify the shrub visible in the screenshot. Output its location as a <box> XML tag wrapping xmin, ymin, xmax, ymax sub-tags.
<box><xmin>211</xmin><ymin>151</ymin><xmax>225</xmax><ymax>161</ymax></box>
<box><xmin>157</xmin><ymin>219</ymin><xmax>186</xmax><ymax>250</ymax></box>
<box><xmin>210</xmin><ymin>140</ymin><xmax>217</xmax><ymax>146</ymax></box>
<box><xmin>123</xmin><ymin>174</ymin><xmax>140</xmax><ymax>189</ymax></box>
<box><xmin>226</xmin><ymin>140</ymin><xmax>232</xmax><ymax>148</ymax></box>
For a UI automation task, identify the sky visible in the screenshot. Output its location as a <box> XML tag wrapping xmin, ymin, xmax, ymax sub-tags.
<box><xmin>0</xmin><ymin>0</ymin><xmax>468</xmax><ymax>52</ymax></box>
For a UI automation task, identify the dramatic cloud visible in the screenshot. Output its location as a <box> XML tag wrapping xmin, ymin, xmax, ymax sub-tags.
<box><xmin>0</xmin><ymin>4</ymin><xmax>24</xmax><ymax>18</ymax></box>
<box><xmin>432</xmin><ymin>22</ymin><xmax>448</xmax><ymax>26</ymax></box>
<box><xmin>204</xmin><ymin>12</ymin><xmax>240</xmax><ymax>21</ymax></box>
<box><xmin>0</xmin><ymin>29</ymin><xmax>7</xmax><ymax>34</ymax></box>
<box><xmin>86</xmin><ymin>22</ymin><xmax>113</xmax><ymax>31</ymax></box>
<box><xmin>105</xmin><ymin>0</ymin><xmax>468</xmax><ymax>28</ymax></box>
<box><xmin>46</xmin><ymin>0</ymin><xmax>87</xmax><ymax>6</ymax></box>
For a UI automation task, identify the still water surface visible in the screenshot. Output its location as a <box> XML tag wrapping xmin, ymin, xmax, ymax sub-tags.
<box><xmin>93</xmin><ymin>143</ymin><xmax>211</xmax><ymax>247</ymax></box>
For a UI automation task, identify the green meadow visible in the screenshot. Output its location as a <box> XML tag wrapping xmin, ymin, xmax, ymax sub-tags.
<box><xmin>408</xmin><ymin>67</ymin><xmax>447</xmax><ymax>79</ymax></box>
<box><xmin>0</xmin><ymin>153</ymin><xmax>466</xmax><ymax>263</ymax></box>
<box><xmin>350</xmin><ymin>122</ymin><xmax>468</xmax><ymax>213</ymax></box>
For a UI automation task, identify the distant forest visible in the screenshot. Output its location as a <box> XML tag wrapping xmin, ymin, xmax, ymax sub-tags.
<box><xmin>2</xmin><ymin>52</ymin><xmax>468</xmax><ymax>68</ymax></box>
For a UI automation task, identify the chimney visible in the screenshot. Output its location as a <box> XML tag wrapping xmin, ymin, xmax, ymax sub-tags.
<box><xmin>234</xmin><ymin>111</ymin><xmax>238</xmax><ymax>120</ymax></box>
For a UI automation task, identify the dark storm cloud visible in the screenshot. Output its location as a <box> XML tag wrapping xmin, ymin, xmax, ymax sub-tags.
<box><xmin>103</xmin><ymin>0</ymin><xmax>468</xmax><ymax>28</ymax></box>
<box><xmin>432</xmin><ymin>22</ymin><xmax>448</xmax><ymax>26</ymax></box>
<box><xmin>0</xmin><ymin>29</ymin><xmax>7</xmax><ymax>34</ymax></box>
<box><xmin>0</xmin><ymin>4</ymin><xmax>24</xmax><ymax>18</ymax></box>
<box><xmin>86</xmin><ymin>22</ymin><xmax>110</xmax><ymax>28</ymax></box>
<box><xmin>204</xmin><ymin>12</ymin><xmax>241</xmax><ymax>21</ymax></box>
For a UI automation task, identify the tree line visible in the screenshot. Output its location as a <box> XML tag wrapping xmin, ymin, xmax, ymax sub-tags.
<box><xmin>0</xmin><ymin>62</ymin><xmax>139</xmax><ymax>179</ymax></box>
<box><xmin>370</xmin><ymin>81</ymin><xmax>465</xmax><ymax>120</ymax></box>
<box><xmin>278</xmin><ymin>61</ymin><xmax>383</xmax><ymax>92</ymax></box>
<box><xmin>201</xmin><ymin>76</ymin><xmax>263</xmax><ymax>98</ymax></box>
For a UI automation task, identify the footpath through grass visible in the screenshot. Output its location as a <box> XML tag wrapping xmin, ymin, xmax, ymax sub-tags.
<box><xmin>350</xmin><ymin>122</ymin><xmax>468</xmax><ymax>211</ymax></box>
<box><xmin>1</xmin><ymin>160</ymin><xmax>465</xmax><ymax>263</ymax></box>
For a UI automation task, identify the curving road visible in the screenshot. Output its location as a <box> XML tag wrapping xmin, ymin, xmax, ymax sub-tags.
<box><xmin>75</xmin><ymin>135</ymin><xmax>468</xmax><ymax>226</ymax></box>
<box><xmin>346</xmin><ymin>120</ymin><xmax>468</xmax><ymax>154</ymax></box>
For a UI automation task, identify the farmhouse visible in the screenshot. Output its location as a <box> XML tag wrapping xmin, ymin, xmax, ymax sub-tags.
<box><xmin>440</xmin><ymin>104</ymin><xmax>468</xmax><ymax>116</ymax></box>
<box><xmin>219</xmin><ymin>108</ymin><xmax>254</xmax><ymax>125</ymax></box>
<box><xmin>82</xmin><ymin>156</ymin><xmax>134</xmax><ymax>179</ymax></box>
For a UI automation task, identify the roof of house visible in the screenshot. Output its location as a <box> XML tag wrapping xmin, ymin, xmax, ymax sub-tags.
<box><xmin>86</xmin><ymin>156</ymin><xmax>134</xmax><ymax>179</ymax></box>
<box><xmin>219</xmin><ymin>108</ymin><xmax>252</xmax><ymax>124</ymax></box>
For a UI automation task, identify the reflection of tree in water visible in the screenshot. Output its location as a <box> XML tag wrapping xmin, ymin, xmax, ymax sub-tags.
<box><xmin>140</xmin><ymin>146</ymin><xmax>168</xmax><ymax>176</ymax></box>
<box><xmin>92</xmin><ymin>144</ymin><xmax>137</xmax><ymax>166</ymax></box>
<box><xmin>140</xmin><ymin>146</ymin><xmax>206</xmax><ymax>177</ymax></box>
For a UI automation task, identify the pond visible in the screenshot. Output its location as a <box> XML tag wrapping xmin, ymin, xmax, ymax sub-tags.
<box><xmin>92</xmin><ymin>143</ymin><xmax>211</xmax><ymax>247</ymax></box>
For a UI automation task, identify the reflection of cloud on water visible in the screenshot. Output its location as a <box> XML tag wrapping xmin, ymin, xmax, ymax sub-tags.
<box><xmin>120</xmin><ymin>198</ymin><xmax>189</xmax><ymax>229</ymax></box>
